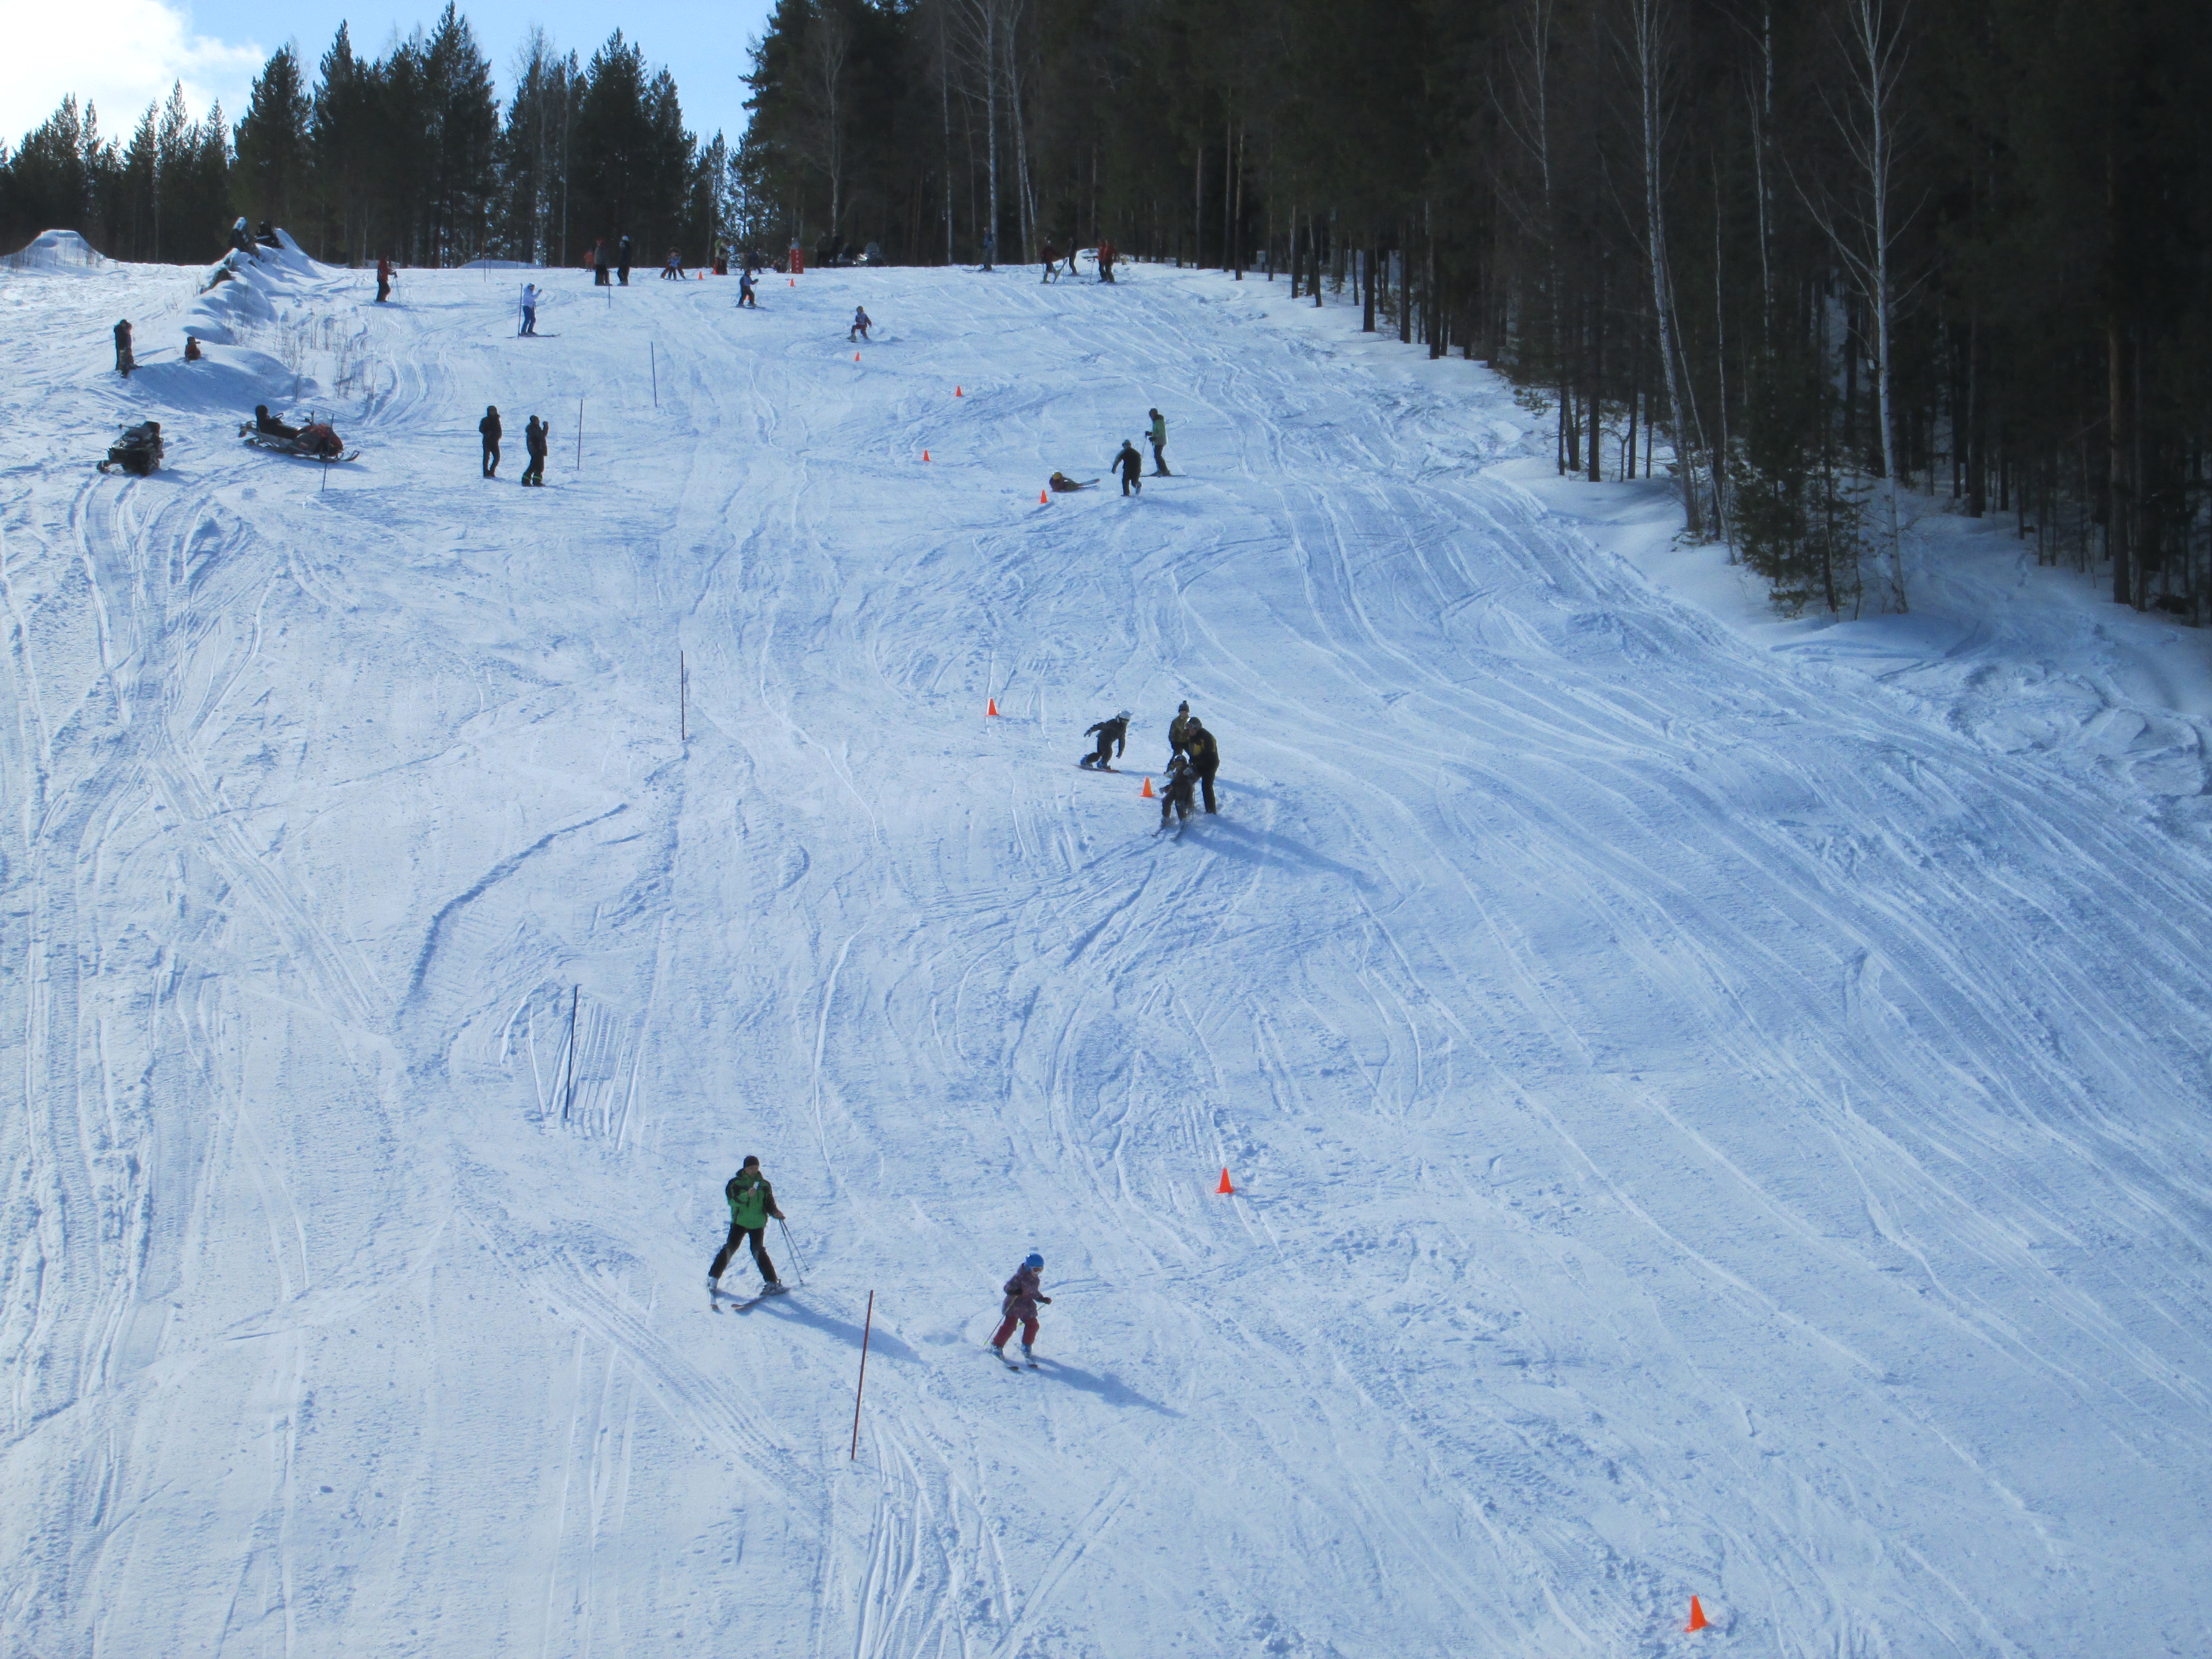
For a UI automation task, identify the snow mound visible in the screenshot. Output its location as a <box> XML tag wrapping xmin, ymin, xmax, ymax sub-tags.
<box><xmin>1</xmin><ymin>228</ymin><xmax>112</xmax><ymax>273</ymax></box>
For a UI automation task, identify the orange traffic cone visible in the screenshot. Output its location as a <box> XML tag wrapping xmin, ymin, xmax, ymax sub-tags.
<box><xmin>987</xmin><ymin>698</ymin><xmax>1000</xmax><ymax>717</ymax></box>
<box><xmin>1040</xmin><ymin>489</ymin><xmax>1050</xmax><ymax>504</ymax></box>
<box><xmin>924</xmin><ymin>450</ymin><xmax>930</xmax><ymax>462</ymax></box>
<box><xmin>1685</xmin><ymin>1597</ymin><xmax>1708</xmax><ymax>1633</ymax></box>
<box><xmin>955</xmin><ymin>386</ymin><xmax>963</xmax><ymax>396</ymax></box>
<box><xmin>854</xmin><ymin>352</ymin><xmax>860</xmax><ymax>362</ymax></box>
<box><xmin>1141</xmin><ymin>777</ymin><xmax>1155</xmax><ymax>798</ymax></box>
<box><xmin>1215</xmin><ymin>1168</ymin><xmax>1235</xmax><ymax>1195</ymax></box>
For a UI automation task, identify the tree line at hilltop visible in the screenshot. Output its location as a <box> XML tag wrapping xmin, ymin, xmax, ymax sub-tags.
<box><xmin>4</xmin><ymin>0</ymin><xmax>2209</xmax><ymax>621</ymax></box>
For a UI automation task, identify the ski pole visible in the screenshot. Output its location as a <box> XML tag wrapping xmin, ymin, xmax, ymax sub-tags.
<box><xmin>777</xmin><ymin>1217</ymin><xmax>808</xmax><ymax>1285</ymax></box>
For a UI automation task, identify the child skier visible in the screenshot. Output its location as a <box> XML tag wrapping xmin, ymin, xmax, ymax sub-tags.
<box><xmin>849</xmin><ymin>306</ymin><xmax>872</xmax><ymax>342</ymax></box>
<box><xmin>1080</xmin><ymin>710</ymin><xmax>1131</xmax><ymax>769</ymax></box>
<box><xmin>1158</xmin><ymin>752</ymin><xmax>1200</xmax><ymax>829</ymax></box>
<box><xmin>991</xmin><ymin>1252</ymin><xmax>1051</xmax><ymax>1366</ymax></box>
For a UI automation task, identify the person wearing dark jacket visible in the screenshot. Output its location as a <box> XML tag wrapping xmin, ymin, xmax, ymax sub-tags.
<box><xmin>521</xmin><ymin>416</ymin><xmax>548</xmax><ymax>485</ymax></box>
<box><xmin>1113</xmin><ymin>441</ymin><xmax>1143</xmax><ymax>495</ymax></box>
<box><xmin>1158</xmin><ymin>752</ymin><xmax>1200</xmax><ymax>828</ymax></box>
<box><xmin>709</xmin><ymin>1155</ymin><xmax>787</xmax><ymax>1291</ymax></box>
<box><xmin>617</xmin><ymin>234</ymin><xmax>633</xmax><ymax>285</ymax></box>
<box><xmin>990</xmin><ymin>1253</ymin><xmax>1052</xmax><ymax>1362</ymax></box>
<box><xmin>479</xmin><ymin>406</ymin><xmax>502</xmax><ymax>477</ymax></box>
<box><xmin>114</xmin><ymin>319</ymin><xmax>135</xmax><ymax>376</ymax></box>
<box><xmin>376</xmin><ymin>255</ymin><xmax>392</xmax><ymax>302</ymax></box>
<box><xmin>253</xmin><ymin>405</ymin><xmax>300</xmax><ymax>438</ymax></box>
<box><xmin>1183</xmin><ymin>720</ymin><xmax>1220</xmax><ymax>813</ymax></box>
<box><xmin>1081</xmin><ymin>710</ymin><xmax>1131</xmax><ymax>769</ymax></box>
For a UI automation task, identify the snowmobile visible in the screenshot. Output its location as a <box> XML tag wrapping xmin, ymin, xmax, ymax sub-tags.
<box><xmin>97</xmin><ymin>421</ymin><xmax>163</xmax><ymax>476</ymax></box>
<box><xmin>239</xmin><ymin>420</ymin><xmax>358</xmax><ymax>463</ymax></box>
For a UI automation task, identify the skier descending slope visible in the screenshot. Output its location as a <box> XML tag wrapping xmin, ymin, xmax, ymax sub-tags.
<box><xmin>1182</xmin><ymin>720</ymin><xmax>1221</xmax><ymax>813</ymax></box>
<box><xmin>989</xmin><ymin>1254</ymin><xmax>1051</xmax><ymax>1368</ymax></box>
<box><xmin>708</xmin><ymin>1155</ymin><xmax>787</xmax><ymax>1299</ymax></box>
<box><xmin>1158</xmin><ymin>753</ymin><xmax>1200</xmax><ymax>832</ymax></box>
<box><xmin>1080</xmin><ymin>710</ymin><xmax>1131</xmax><ymax>770</ymax></box>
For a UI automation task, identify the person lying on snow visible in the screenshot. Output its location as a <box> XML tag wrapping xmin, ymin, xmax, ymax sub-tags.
<box><xmin>1048</xmin><ymin>472</ymin><xmax>1090</xmax><ymax>492</ymax></box>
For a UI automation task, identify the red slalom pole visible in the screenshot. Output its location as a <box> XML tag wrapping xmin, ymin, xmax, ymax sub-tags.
<box><xmin>849</xmin><ymin>1290</ymin><xmax>875</xmax><ymax>1459</ymax></box>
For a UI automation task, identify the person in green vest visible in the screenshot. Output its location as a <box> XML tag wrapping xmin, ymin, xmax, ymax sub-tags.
<box><xmin>709</xmin><ymin>1155</ymin><xmax>787</xmax><ymax>1294</ymax></box>
<box><xmin>1147</xmin><ymin>407</ymin><xmax>1171</xmax><ymax>476</ymax></box>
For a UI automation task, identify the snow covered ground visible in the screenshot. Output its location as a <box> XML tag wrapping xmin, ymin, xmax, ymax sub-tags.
<box><xmin>4</xmin><ymin>244</ymin><xmax>2211</xmax><ymax>1658</ymax></box>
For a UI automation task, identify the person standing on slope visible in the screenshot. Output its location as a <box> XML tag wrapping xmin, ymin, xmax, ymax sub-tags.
<box><xmin>849</xmin><ymin>306</ymin><xmax>872</xmax><ymax>342</ymax></box>
<box><xmin>737</xmin><ymin>267</ymin><xmax>758</xmax><ymax>308</ymax></box>
<box><xmin>520</xmin><ymin>283</ymin><xmax>539</xmax><ymax>335</ymax></box>
<box><xmin>1040</xmin><ymin>238</ymin><xmax>1060</xmax><ymax>282</ymax></box>
<box><xmin>1183</xmin><ymin>719</ymin><xmax>1221</xmax><ymax>813</ymax></box>
<box><xmin>1148</xmin><ymin>407</ymin><xmax>1171</xmax><ymax>475</ymax></box>
<box><xmin>521</xmin><ymin>415</ymin><xmax>548</xmax><ymax>486</ymax></box>
<box><xmin>617</xmin><ymin>234</ymin><xmax>633</xmax><ymax>286</ymax></box>
<box><xmin>376</xmin><ymin>254</ymin><xmax>393</xmax><ymax>303</ymax></box>
<box><xmin>479</xmin><ymin>405</ymin><xmax>502</xmax><ymax>478</ymax></box>
<box><xmin>113</xmin><ymin>319</ymin><xmax>135</xmax><ymax>376</ymax></box>
<box><xmin>1167</xmin><ymin>700</ymin><xmax>1194</xmax><ymax>762</ymax></box>
<box><xmin>710</xmin><ymin>1155</ymin><xmax>787</xmax><ymax>1294</ymax></box>
<box><xmin>990</xmin><ymin>1253</ymin><xmax>1051</xmax><ymax>1365</ymax></box>
<box><xmin>1080</xmin><ymin>710</ymin><xmax>1131</xmax><ymax>770</ymax></box>
<box><xmin>1097</xmin><ymin>239</ymin><xmax>1118</xmax><ymax>283</ymax></box>
<box><xmin>1113</xmin><ymin>440</ymin><xmax>1144</xmax><ymax>496</ymax></box>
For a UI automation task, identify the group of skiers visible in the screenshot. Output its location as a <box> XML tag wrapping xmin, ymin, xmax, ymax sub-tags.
<box><xmin>1036</xmin><ymin>239</ymin><xmax>1118</xmax><ymax>283</ymax></box>
<box><xmin>1080</xmin><ymin>699</ymin><xmax>1221</xmax><ymax>827</ymax></box>
<box><xmin>705</xmin><ymin>1156</ymin><xmax>1052</xmax><ymax>1368</ymax></box>
<box><xmin>478</xmin><ymin>405</ymin><xmax>550</xmax><ymax>484</ymax></box>
<box><xmin>1108</xmin><ymin>409</ymin><xmax>1172</xmax><ymax>495</ymax></box>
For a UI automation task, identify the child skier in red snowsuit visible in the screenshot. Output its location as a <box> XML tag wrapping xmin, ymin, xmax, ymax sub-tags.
<box><xmin>990</xmin><ymin>1253</ymin><xmax>1050</xmax><ymax>1364</ymax></box>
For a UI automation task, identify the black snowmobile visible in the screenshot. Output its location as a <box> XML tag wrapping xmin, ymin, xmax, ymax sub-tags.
<box><xmin>97</xmin><ymin>421</ymin><xmax>164</xmax><ymax>476</ymax></box>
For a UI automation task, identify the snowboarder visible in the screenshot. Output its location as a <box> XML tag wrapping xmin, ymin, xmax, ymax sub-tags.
<box><xmin>1081</xmin><ymin>710</ymin><xmax>1132</xmax><ymax>769</ymax></box>
<box><xmin>737</xmin><ymin>268</ymin><xmax>758</xmax><ymax>307</ymax></box>
<box><xmin>1149</xmin><ymin>408</ymin><xmax>1171</xmax><ymax>475</ymax></box>
<box><xmin>520</xmin><ymin>283</ymin><xmax>539</xmax><ymax>335</ymax></box>
<box><xmin>1159</xmin><ymin>752</ymin><xmax>1200</xmax><ymax>828</ymax></box>
<box><xmin>521</xmin><ymin>415</ymin><xmax>548</xmax><ymax>486</ymax></box>
<box><xmin>848</xmin><ymin>306</ymin><xmax>872</xmax><ymax>342</ymax></box>
<box><xmin>252</xmin><ymin>405</ymin><xmax>300</xmax><ymax>438</ymax></box>
<box><xmin>1167</xmin><ymin>700</ymin><xmax>1194</xmax><ymax>761</ymax></box>
<box><xmin>113</xmin><ymin>319</ymin><xmax>134</xmax><ymax>376</ymax></box>
<box><xmin>1097</xmin><ymin>239</ymin><xmax>1118</xmax><ymax>283</ymax></box>
<box><xmin>479</xmin><ymin>406</ymin><xmax>502</xmax><ymax>478</ymax></box>
<box><xmin>709</xmin><ymin>1155</ymin><xmax>786</xmax><ymax>1294</ymax></box>
<box><xmin>990</xmin><ymin>1253</ymin><xmax>1051</xmax><ymax>1364</ymax></box>
<box><xmin>1183</xmin><ymin>719</ymin><xmax>1220</xmax><ymax>813</ymax></box>
<box><xmin>617</xmin><ymin>234</ymin><xmax>633</xmax><ymax>285</ymax></box>
<box><xmin>1113</xmin><ymin>440</ymin><xmax>1144</xmax><ymax>495</ymax></box>
<box><xmin>376</xmin><ymin>255</ymin><xmax>393</xmax><ymax>303</ymax></box>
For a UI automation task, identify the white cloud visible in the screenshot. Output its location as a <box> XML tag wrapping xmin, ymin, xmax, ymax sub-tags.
<box><xmin>1</xmin><ymin>0</ymin><xmax>263</xmax><ymax>146</ymax></box>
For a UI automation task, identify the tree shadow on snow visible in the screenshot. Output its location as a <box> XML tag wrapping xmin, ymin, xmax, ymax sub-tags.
<box><xmin>1033</xmin><ymin>1358</ymin><xmax>1181</xmax><ymax>1416</ymax></box>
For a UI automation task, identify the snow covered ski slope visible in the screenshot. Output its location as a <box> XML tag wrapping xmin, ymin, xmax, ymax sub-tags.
<box><xmin>4</xmin><ymin>246</ymin><xmax>2211</xmax><ymax>1658</ymax></box>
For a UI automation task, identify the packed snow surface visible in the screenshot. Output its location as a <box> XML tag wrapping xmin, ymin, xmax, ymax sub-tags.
<box><xmin>4</xmin><ymin>246</ymin><xmax>2211</xmax><ymax>1658</ymax></box>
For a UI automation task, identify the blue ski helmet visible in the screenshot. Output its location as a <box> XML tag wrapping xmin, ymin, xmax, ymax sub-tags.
<box><xmin>1023</xmin><ymin>1252</ymin><xmax>1044</xmax><ymax>1270</ymax></box>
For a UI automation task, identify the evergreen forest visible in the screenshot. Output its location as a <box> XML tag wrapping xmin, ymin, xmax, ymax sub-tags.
<box><xmin>3</xmin><ymin>0</ymin><xmax>2209</xmax><ymax>617</ymax></box>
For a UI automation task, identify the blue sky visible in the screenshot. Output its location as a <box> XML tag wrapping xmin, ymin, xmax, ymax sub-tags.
<box><xmin>3</xmin><ymin>0</ymin><xmax>776</xmax><ymax>150</ymax></box>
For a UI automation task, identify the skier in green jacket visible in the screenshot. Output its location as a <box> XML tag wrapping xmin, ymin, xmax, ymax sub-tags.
<box><xmin>1148</xmin><ymin>408</ymin><xmax>1171</xmax><ymax>476</ymax></box>
<box><xmin>710</xmin><ymin>1155</ymin><xmax>787</xmax><ymax>1293</ymax></box>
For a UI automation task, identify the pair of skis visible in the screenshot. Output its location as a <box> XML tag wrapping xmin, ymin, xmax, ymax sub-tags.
<box><xmin>991</xmin><ymin>1347</ymin><xmax>1041</xmax><ymax>1372</ymax></box>
<box><xmin>712</xmin><ymin>1281</ymin><xmax>792</xmax><ymax>1313</ymax></box>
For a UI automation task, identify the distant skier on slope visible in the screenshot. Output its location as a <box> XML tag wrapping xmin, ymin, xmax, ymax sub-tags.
<box><xmin>521</xmin><ymin>416</ymin><xmax>548</xmax><ymax>485</ymax></box>
<box><xmin>1183</xmin><ymin>719</ymin><xmax>1221</xmax><ymax>813</ymax></box>
<box><xmin>376</xmin><ymin>255</ymin><xmax>393</xmax><ymax>303</ymax></box>
<box><xmin>113</xmin><ymin>319</ymin><xmax>135</xmax><ymax>376</ymax></box>
<box><xmin>1148</xmin><ymin>407</ymin><xmax>1171</xmax><ymax>475</ymax></box>
<box><xmin>737</xmin><ymin>268</ymin><xmax>758</xmax><ymax>308</ymax></box>
<box><xmin>1158</xmin><ymin>752</ymin><xmax>1200</xmax><ymax>829</ymax></box>
<box><xmin>709</xmin><ymin>1155</ymin><xmax>787</xmax><ymax>1295</ymax></box>
<box><xmin>479</xmin><ymin>405</ymin><xmax>502</xmax><ymax>478</ymax></box>
<box><xmin>1080</xmin><ymin>710</ymin><xmax>1131</xmax><ymax>770</ymax></box>
<box><xmin>849</xmin><ymin>306</ymin><xmax>872</xmax><ymax>342</ymax></box>
<box><xmin>520</xmin><ymin>283</ymin><xmax>539</xmax><ymax>335</ymax></box>
<box><xmin>1040</xmin><ymin>238</ymin><xmax>1060</xmax><ymax>282</ymax></box>
<box><xmin>1113</xmin><ymin>440</ymin><xmax>1143</xmax><ymax>496</ymax></box>
<box><xmin>617</xmin><ymin>234</ymin><xmax>634</xmax><ymax>285</ymax></box>
<box><xmin>989</xmin><ymin>1252</ymin><xmax>1051</xmax><ymax>1366</ymax></box>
